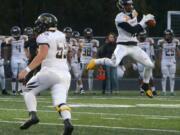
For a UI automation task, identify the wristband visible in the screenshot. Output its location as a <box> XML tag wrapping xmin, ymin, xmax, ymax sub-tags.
<box><xmin>25</xmin><ymin>66</ymin><xmax>31</xmax><ymax>73</ymax></box>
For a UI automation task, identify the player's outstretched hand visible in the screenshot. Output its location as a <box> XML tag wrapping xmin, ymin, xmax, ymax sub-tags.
<box><xmin>144</xmin><ymin>14</ymin><xmax>155</xmax><ymax>22</ymax></box>
<box><xmin>139</xmin><ymin>14</ymin><xmax>155</xmax><ymax>28</ymax></box>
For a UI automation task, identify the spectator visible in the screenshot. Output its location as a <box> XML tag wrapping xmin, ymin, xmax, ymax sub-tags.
<box><xmin>97</xmin><ymin>33</ymin><xmax>119</xmax><ymax>94</ymax></box>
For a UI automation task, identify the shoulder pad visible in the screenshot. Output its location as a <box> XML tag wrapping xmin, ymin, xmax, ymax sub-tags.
<box><xmin>115</xmin><ymin>12</ymin><xmax>129</xmax><ymax>23</ymax></box>
<box><xmin>157</xmin><ymin>39</ymin><xmax>165</xmax><ymax>45</ymax></box>
<box><xmin>173</xmin><ymin>38</ymin><xmax>180</xmax><ymax>45</ymax></box>
<box><xmin>36</xmin><ymin>33</ymin><xmax>49</xmax><ymax>44</ymax></box>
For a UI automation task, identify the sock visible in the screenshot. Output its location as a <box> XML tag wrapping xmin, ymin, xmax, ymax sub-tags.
<box><xmin>162</xmin><ymin>76</ymin><xmax>167</xmax><ymax>93</ymax></box>
<box><xmin>170</xmin><ymin>76</ymin><xmax>175</xmax><ymax>93</ymax></box>
<box><xmin>29</xmin><ymin>111</ymin><xmax>38</xmax><ymax>119</ymax></box>
<box><xmin>18</xmin><ymin>82</ymin><xmax>24</xmax><ymax>91</ymax></box>
<box><xmin>24</xmin><ymin>92</ymin><xmax>37</xmax><ymax>112</ymax></box>
<box><xmin>79</xmin><ymin>84</ymin><xmax>83</xmax><ymax>90</ymax></box>
<box><xmin>0</xmin><ymin>77</ymin><xmax>5</xmax><ymax>90</ymax></box>
<box><xmin>88</xmin><ymin>70</ymin><xmax>93</xmax><ymax>91</ymax></box>
<box><xmin>151</xmin><ymin>86</ymin><xmax>156</xmax><ymax>92</ymax></box>
<box><xmin>141</xmin><ymin>83</ymin><xmax>149</xmax><ymax>91</ymax></box>
<box><xmin>88</xmin><ymin>77</ymin><xmax>93</xmax><ymax>90</ymax></box>
<box><xmin>11</xmin><ymin>81</ymin><xmax>16</xmax><ymax>92</ymax></box>
<box><xmin>76</xmin><ymin>82</ymin><xmax>79</xmax><ymax>92</ymax></box>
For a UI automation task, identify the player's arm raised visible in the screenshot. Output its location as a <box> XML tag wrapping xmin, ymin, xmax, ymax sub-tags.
<box><xmin>116</xmin><ymin>14</ymin><xmax>155</xmax><ymax>35</ymax></box>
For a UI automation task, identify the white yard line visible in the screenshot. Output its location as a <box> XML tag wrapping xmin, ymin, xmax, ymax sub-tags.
<box><xmin>0</xmin><ymin>120</ymin><xmax>180</xmax><ymax>133</ymax></box>
<box><xmin>102</xmin><ymin>117</ymin><xmax>122</xmax><ymax>120</ymax></box>
<box><xmin>58</xmin><ymin>118</ymin><xmax>79</xmax><ymax>121</ymax></box>
<box><xmin>0</xmin><ymin>107</ymin><xmax>180</xmax><ymax>119</ymax></box>
<box><xmin>69</xmin><ymin>97</ymin><xmax>180</xmax><ymax>102</ymax></box>
<box><xmin>13</xmin><ymin>117</ymin><xmax>79</xmax><ymax>121</ymax></box>
<box><xmin>1</xmin><ymin>96</ymin><xmax>180</xmax><ymax>102</ymax></box>
<box><xmin>48</xmin><ymin>103</ymin><xmax>180</xmax><ymax>109</ymax></box>
<box><xmin>0</xmin><ymin>99</ymin><xmax>51</xmax><ymax>103</ymax></box>
<box><xmin>145</xmin><ymin>117</ymin><xmax>169</xmax><ymax>120</ymax></box>
<box><xmin>73</xmin><ymin>111</ymin><xmax>180</xmax><ymax>119</ymax></box>
<box><xmin>46</xmin><ymin>104</ymin><xmax>135</xmax><ymax>108</ymax></box>
<box><xmin>137</xmin><ymin>104</ymin><xmax>180</xmax><ymax>108</ymax></box>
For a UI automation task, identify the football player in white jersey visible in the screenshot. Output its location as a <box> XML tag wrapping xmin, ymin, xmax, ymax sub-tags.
<box><xmin>63</xmin><ymin>28</ymin><xmax>85</xmax><ymax>94</ymax></box>
<box><xmin>87</xmin><ymin>0</ymin><xmax>155</xmax><ymax>98</ymax></box>
<box><xmin>71</xmin><ymin>31</ymin><xmax>84</xmax><ymax>94</ymax></box>
<box><xmin>63</xmin><ymin>27</ymin><xmax>73</xmax><ymax>48</ymax></box>
<box><xmin>18</xmin><ymin>13</ymin><xmax>73</xmax><ymax>135</ymax></box>
<box><xmin>136</xmin><ymin>30</ymin><xmax>157</xmax><ymax>96</ymax></box>
<box><xmin>81</xmin><ymin>28</ymin><xmax>99</xmax><ymax>92</ymax></box>
<box><xmin>6</xmin><ymin>26</ymin><xmax>28</xmax><ymax>95</ymax></box>
<box><xmin>63</xmin><ymin>27</ymin><xmax>75</xmax><ymax>69</ymax></box>
<box><xmin>0</xmin><ymin>36</ymin><xmax>9</xmax><ymax>95</ymax></box>
<box><xmin>158</xmin><ymin>29</ymin><xmax>180</xmax><ymax>96</ymax></box>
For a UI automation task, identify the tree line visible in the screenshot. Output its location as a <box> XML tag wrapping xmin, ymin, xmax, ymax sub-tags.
<box><xmin>0</xmin><ymin>0</ymin><xmax>179</xmax><ymax>36</ymax></box>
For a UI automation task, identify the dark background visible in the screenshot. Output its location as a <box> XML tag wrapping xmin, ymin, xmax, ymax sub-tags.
<box><xmin>0</xmin><ymin>0</ymin><xmax>180</xmax><ymax>36</ymax></box>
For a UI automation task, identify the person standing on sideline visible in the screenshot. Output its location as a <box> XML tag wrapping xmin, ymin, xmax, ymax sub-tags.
<box><xmin>97</xmin><ymin>33</ymin><xmax>118</xmax><ymax>94</ymax></box>
<box><xmin>158</xmin><ymin>29</ymin><xmax>180</xmax><ymax>96</ymax></box>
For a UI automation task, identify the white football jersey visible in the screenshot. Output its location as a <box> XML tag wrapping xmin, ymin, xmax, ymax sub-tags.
<box><xmin>36</xmin><ymin>30</ymin><xmax>69</xmax><ymax>71</ymax></box>
<box><xmin>80</xmin><ymin>38</ymin><xmax>99</xmax><ymax>64</ymax></box>
<box><xmin>71</xmin><ymin>39</ymin><xmax>81</xmax><ymax>63</ymax></box>
<box><xmin>115</xmin><ymin>10</ymin><xmax>139</xmax><ymax>43</ymax></box>
<box><xmin>158</xmin><ymin>38</ymin><xmax>180</xmax><ymax>62</ymax></box>
<box><xmin>138</xmin><ymin>38</ymin><xmax>155</xmax><ymax>58</ymax></box>
<box><xmin>6</xmin><ymin>35</ymin><xmax>28</xmax><ymax>59</ymax></box>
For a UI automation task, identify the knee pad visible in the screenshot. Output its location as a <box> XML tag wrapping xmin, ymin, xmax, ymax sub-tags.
<box><xmin>162</xmin><ymin>76</ymin><xmax>167</xmax><ymax>81</ymax></box>
<box><xmin>74</xmin><ymin>73</ymin><xmax>80</xmax><ymax>80</ymax></box>
<box><xmin>169</xmin><ymin>74</ymin><xmax>175</xmax><ymax>81</ymax></box>
<box><xmin>56</xmin><ymin>103</ymin><xmax>71</xmax><ymax>112</ymax></box>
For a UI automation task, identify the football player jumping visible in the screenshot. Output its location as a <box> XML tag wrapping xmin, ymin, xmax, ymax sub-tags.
<box><xmin>158</xmin><ymin>29</ymin><xmax>180</xmax><ymax>96</ymax></box>
<box><xmin>87</xmin><ymin>0</ymin><xmax>155</xmax><ymax>98</ymax></box>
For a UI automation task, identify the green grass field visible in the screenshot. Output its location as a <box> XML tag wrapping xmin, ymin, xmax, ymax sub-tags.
<box><xmin>0</xmin><ymin>91</ymin><xmax>180</xmax><ymax>135</ymax></box>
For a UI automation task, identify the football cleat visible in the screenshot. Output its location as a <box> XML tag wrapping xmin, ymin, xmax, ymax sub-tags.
<box><xmin>86</xmin><ymin>59</ymin><xmax>96</xmax><ymax>70</ymax></box>
<box><xmin>170</xmin><ymin>92</ymin><xmax>175</xmax><ymax>96</ymax></box>
<box><xmin>141</xmin><ymin>83</ymin><xmax>153</xmax><ymax>98</ymax></box>
<box><xmin>145</xmin><ymin>89</ymin><xmax>153</xmax><ymax>98</ymax></box>
<box><xmin>140</xmin><ymin>90</ymin><xmax>145</xmax><ymax>96</ymax></box>
<box><xmin>12</xmin><ymin>91</ymin><xmax>17</xmax><ymax>96</ymax></box>
<box><xmin>2</xmin><ymin>90</ymin><xmax>10</xmax><ymax>95</ymax></box>
<box><xmin>161</xmin><ymin>92</ymin><xmax>166</xmax><ymax>96</ymax></box>
<box><xmin>63</xmin><ymin>119</ymin><xmax>74</xmax><ymax>135</ymax></box>
<box><xmin>80</xmin><ymin>89</ymin><xmax>85</xmax><ymax>95</ymax></box>
<box><xmin>20</xmin><ymin>112</ymin><xmax>39</xmax><ymax>130</ymax></box>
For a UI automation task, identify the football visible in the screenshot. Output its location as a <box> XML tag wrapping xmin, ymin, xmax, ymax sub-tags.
<box><xmin>146</xmin><ymin>19</ymin><xmax>156</xmax><ymax>27</ymax></box>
